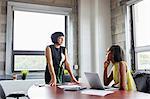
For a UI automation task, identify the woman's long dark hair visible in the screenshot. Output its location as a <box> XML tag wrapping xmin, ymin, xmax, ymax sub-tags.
<box><xmin>108</xmin><ymin>45</ymin><xmax>125</xmax><ymax>62</ymax></box>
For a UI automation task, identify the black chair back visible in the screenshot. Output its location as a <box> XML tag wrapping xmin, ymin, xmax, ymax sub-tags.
<box><xmin>0</xmin><ymin>84</ymin><xmax>6</xmax><ymax>99</ymax></box>
<box><xmin>133</xmin><ymin>72</ymin><xmax>150</xmax><ymax>93</ymax></box>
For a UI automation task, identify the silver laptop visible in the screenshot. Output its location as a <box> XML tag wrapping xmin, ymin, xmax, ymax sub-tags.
<box><xmin>85</xmin><ymin>72</ymin><xmax>110</xmax><ymax>90</ymax></box>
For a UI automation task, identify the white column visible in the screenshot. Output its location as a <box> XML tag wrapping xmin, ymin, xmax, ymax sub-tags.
<box><xmin>78</xmin><ymin>0</ymin><xmax>111</xmax><ymax>82</ymax></box>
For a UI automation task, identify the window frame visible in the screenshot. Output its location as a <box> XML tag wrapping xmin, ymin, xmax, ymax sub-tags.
<box><xmin>12</xmin><ymin>11</ymin><xmax>67</xmax><ymax>72</ymax></box>
<box><xmin>125</xmin><ymin>0</ymin><xmax>150</xmax><ymax>71</ymax></box>
<box><xmin>6</xmin><ymin>1</ymin><xmax>72</xmax><ymax>74</ymax></box>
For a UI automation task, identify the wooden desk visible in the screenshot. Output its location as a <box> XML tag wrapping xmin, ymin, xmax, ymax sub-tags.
<box><xmin>28</xmin><ymin>85</ymin><xmax>150</xmax><ymax>99</ymax></box>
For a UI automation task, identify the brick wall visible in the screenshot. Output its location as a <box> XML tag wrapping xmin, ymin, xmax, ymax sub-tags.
<box><xmin>110</xmin><ymin>0</ymin><xmax>126</xmax><ymax>50</ymax></box>
<box><xmin>0</xmin><ymin>0</ymin><xmax>78</xmax><ymax>74</ymax></box>
<box><xmin>0</xmin><ymin>0</ymin><xmax>7</xmax><ymax>74</ymax></box>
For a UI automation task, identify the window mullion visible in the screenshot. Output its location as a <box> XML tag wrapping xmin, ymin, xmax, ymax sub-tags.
<box><xmin>13</xmin><ymin>51</ymin><xmax>44</xmax><ymax>55</ymax></box>
<box><xmin>135</xmin><ymin>46</ymin><xmax>150</xmax><ymax>53</ymax></box>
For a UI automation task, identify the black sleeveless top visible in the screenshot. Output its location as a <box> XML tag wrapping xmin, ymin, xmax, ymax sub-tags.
<box><xmin>45</xmin><ymin>45</ymin><xmax>65</xmax><ymax>84</ymax></box>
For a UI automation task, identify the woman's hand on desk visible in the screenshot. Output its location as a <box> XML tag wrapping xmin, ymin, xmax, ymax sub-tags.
<box><xmin>71</xmin><ymin>77</ymin><xmax>80</xmax><ymax>84</ymax></box>
<box><xmin>49</xmin><ymin>78</ymin><xmax>57</xmax><ymax>86</ymax></box>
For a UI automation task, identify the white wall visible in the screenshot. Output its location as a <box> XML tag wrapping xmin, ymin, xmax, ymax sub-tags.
<box><xmin>78</xmin><ymin>0</ymin><xmax>112</xmax><ymax>83</ymax></box>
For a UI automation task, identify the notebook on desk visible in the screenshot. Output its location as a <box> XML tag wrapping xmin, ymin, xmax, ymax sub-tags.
<box><xmin>85</xmin><ymin>72</ymin><xmax>112</xmax><ymax>90</ymax></box>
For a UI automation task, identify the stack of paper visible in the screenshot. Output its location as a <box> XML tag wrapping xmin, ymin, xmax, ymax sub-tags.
<box><xmin>81</xmin><ymin>89</ymin><xmax>114</xmax><ymax>96</ymax></box>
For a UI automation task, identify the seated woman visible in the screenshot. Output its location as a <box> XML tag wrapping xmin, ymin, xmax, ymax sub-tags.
<box><xmin>103</xmin><ymin>45</ymin><xmax>136</xmax><ymax>91</ymax></box>
<box><xmin>45</xmin><ymin>32</ymin><xmax>79</xmax><ymax>86</ymax></box>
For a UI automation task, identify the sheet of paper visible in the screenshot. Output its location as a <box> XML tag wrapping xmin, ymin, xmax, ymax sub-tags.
<box><xmin>81</xmin><ymin>89</ymin><xmax>114</xmax><ymax>96</ymax></box>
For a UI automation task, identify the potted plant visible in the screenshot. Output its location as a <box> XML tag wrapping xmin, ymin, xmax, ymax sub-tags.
<box><xmin>64</xmin><ymin>69</ymin><xmax>69</xmax><ymax>75</ymax></box>
<box><xmin>63</xmin><ymin>69</ymin><xmax>71</xmax><ymax>82</ymax></box>
<box><xmin>21</xmin><ymin>70</ymin><xmax>29</xmax><ymax>80</ymax></box>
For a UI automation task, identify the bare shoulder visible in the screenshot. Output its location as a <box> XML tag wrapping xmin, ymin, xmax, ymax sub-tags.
<box><xmin>46</xmin><ymin>46</ymin><xmax>51</xmax><ymax>50</ymax></box>
<box><xmin>64</xmin><ymin>48</ymin><xmax>67</xmax><ymax>53</ymax></box>
<box><xmin>119</xmin><ymin>61</ymin><xmax>127</xmax><ymax>70</ymax></box>
<box><xmin>45</xmin><ymin>46</ymin><xmax>52</xmax><ymax>55</ymax></box>
<box><xmin>119</xmin><ymin>61</ymin><xmax>126</xmax><ymax>65</ymax></box>
<box><xmin>64</xmin><ymin>47</ymin><xmax>67</xmax><ymax>51</ymax></box>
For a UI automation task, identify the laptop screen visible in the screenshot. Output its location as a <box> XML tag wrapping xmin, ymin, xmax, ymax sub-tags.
<box><xmin>84</xmin><ymin>72</ymin><xmax>105</xmax><ymax>89</ymax></box>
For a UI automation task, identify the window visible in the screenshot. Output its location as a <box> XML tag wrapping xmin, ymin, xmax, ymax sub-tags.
<box><xmin>13</xmin><ymin>10</ymin><xmax>65</xmax><ymax>71</ymax></box>
<box><xmin>6</xmin><ymin>2</ymin><xmax>72</xmax><ymax>73</ymax></box>
<box><xmin>127</xmin><ymin>0</ymin><xmax>150</xmax><ymax>70</ymax></box>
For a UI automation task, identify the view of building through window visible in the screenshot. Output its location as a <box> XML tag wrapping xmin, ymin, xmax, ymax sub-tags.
<box><xmin>137</xmin><ymin>52</ymin><xmax>150</xmax><ymax>70</ymax></box>
<box><xmin>14</xmin><ymin>55</ymin><xmax>45</xmax><ymax>71</ymax></box>
<box><xmin>133</xmin><ymin>0</ymin><xmax>150</xmax><ymax>70</ymax></box>
<box><xmin>13</xmin><ymin>10</ymin><xmax>65</xmax><ymax>71</ymax></box>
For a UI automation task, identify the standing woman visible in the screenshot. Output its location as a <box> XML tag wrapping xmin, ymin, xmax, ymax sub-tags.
<box><xmin>104</xmin><ymin>45</ymin><xmax>136</xmax><ymax>91</ymax></box>
<box><xmin>45</xmin><ymin>32</ymin><xmax>79</xmax><ymax>86</ymax></box>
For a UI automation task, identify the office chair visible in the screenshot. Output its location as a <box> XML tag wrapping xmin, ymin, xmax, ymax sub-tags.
<box><xmin>0</xmin><ymin>84</ymin><xmax>29</xmax><ymax>99</ymax></box>
<box><xmin>133</xmin><ymin>72</ymin><xmax>150</xmax><ymax>93</ymax></box>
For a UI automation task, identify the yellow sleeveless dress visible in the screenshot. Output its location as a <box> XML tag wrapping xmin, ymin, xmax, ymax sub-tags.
<box><xmin>113</xmin><ymin>62</ymin><xmax>136</xmax><ymax>91</ymax></box>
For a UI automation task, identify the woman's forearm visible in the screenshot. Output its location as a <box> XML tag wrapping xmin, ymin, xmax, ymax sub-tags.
<box><xmin>104</xmin><ymin>67</ymin><xmax>108</xmax><ymax>86</ymax></box>
<box><xmin>48</xmin><ymin>64</ymin><xmax>56</xmax><ymax>80</ymax></box>
<box><xmin>66</xmin><ymin>64</ymin><xmax>75</xmax><ymax>79</ymax></box>
<box><xmin>64</xmin><ymin>49</ymin><xmax>77</xmax><ymax>81</ymax></box>
<box><xmin>119</xmin><ymin>62</ymin><xmax>127</xmax><ymax>90</ymax></box>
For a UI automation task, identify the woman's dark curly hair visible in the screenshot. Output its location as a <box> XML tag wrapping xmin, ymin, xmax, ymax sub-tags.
<box><xmin>108</xmin><ymin>45</ymin><xmax>125</xmax><ymax>62</ymax></box>
<box><xmin>51</xmin><ymin>32</ymin><xmax>64</xmax><ymax>44</ymax></box>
